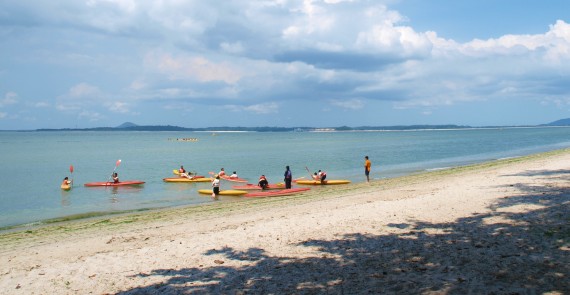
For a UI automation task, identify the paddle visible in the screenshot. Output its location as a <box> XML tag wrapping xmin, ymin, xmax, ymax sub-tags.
<box><xmin>305</xmin><ymin>166</ymin><xmax>313</xmax><ymax>179</ymax></box>
<box><xmin>70</xmin><ymin>165</ymin><xmax>74</xmax><ymax>187</ymax></box>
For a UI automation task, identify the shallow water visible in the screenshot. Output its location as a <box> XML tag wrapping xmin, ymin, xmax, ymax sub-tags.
<box><xmin>1</xmin><ymin>127</ymin><xmax>570</xmax><ymax>228</ymax></box>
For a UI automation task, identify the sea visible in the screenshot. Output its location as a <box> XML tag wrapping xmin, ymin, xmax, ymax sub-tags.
<box><xmin>1</xmin><ymin>127</ymin><xmax>570</xmax><ymax>229</ymax></box>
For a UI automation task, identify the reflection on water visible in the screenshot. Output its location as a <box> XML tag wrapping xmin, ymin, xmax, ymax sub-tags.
<box><xmin>60</xmin><ymin>190</ymin><xmax>71</xmax><ymax>207</ymax></box>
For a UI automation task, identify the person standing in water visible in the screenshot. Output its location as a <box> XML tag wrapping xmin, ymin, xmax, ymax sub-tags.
<box><xmin>284</xmin><ymin>166</ymin><xmax>292</xmax><ymax>189</ymax></box>
<box><xmin>364</xmin><ymin>156</ymin><xmax>371</xmax><ymax>183</ymax></box>
<box><xmin>211</xmin><ymin>174</ymin><xmax>220</xmax><ymax>198</ymax></box>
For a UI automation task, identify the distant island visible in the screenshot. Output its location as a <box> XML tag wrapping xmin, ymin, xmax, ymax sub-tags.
<box><xmin>32</xmin><ymin>118</ymin><xmax>570</xmax><ymax>132</ymax></box>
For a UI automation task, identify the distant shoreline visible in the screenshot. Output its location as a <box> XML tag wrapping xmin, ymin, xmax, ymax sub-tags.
<box><xmin>1</xmin><ymin>124</ymin><xmax>568</xmax><ymax>133</ymax></box>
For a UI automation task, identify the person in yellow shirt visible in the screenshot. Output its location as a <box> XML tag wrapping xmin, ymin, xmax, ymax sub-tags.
<box><xmin>364</xmin><ymin>156</ymin><xmax>371</xmax><ymax>183</ymax></box>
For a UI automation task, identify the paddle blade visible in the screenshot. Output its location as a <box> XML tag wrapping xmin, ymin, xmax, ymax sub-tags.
<box><xmin>70</xmin><ymin>165</ymin><xmax>74</xmax><ymax>173</ymax></box>
<box><xmin>116</xmin><ymin>159</ymin><xmax>122</xmax><ymax>167</ymax></box>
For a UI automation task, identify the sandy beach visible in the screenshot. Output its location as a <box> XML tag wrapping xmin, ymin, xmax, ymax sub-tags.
<box><xmin>1</xmin><ymin>149</ymin><xmax>569</xmax><ymax>294</ymax></box>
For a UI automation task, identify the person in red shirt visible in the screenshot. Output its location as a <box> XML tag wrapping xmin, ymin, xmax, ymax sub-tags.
<box><xmin>364</xmin><ymin>156</ymin><xmax>371</xmax><ymax>183</ymax></box>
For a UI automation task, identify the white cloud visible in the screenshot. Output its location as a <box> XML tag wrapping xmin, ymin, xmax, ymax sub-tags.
<box><xmin>106</xmin><ymin>101</ymin><xmax>130</xmax><ymax>113</ymax></box>
<box><xmin>1</xmin><ymin>92</ymin><xmax>18</xmax><ymax>107</ymax></box>
<box><xmin>3</xmin><ymin>1</ymin><xmax>570</xmax><ymax>128</ymax></box>
<box><xmin>56</xmin><ymin>83</ymin><xmax>102</xmax><ymax>111</ymax></box>
<box><xmin>430</xmin><ymin>20</ymin><xmax>570</xmax><ymax>63</ymax></box>
<box><xmin>145</xmin><ymin>52</ymin><xmax>243</xmax><ymax>85</ymax></box>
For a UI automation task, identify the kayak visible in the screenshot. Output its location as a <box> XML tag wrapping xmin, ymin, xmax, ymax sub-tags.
<box><xmin>245</xmin><ymin>187</ymin><xmax>310</xmax><ymax>198</ymax></box>
<box><xmin>84</xmin><ymin>180</ymin><xmax>145</xmax><ymax>187</ymax></box>
<box><xmin>232</xmin><ymin>183</ymin><xmax>285</xmax><ymax>190</ymax></box>
<box><xmin>60</xmin><ymin>184</ymin><xmax>71</xmax><ymax>191</ymax></box>
<box><xmin>197</xmin><ymin>189</ymin><xmax>248</xmax><ymax>196</ymax></box>
<box><xmin>163</xmin><ymin>177</ymin><xmax>211</xmax><ymax>183</ymax></box>
<box><xmin>220</xmin><ymin>176</ymin><xmax>248</xmax><ymax>183</ymax></box>
<box><xmin>295</xmin><ymin>180</ymin><xmax>351</xmax><ymax>185</ymax></box>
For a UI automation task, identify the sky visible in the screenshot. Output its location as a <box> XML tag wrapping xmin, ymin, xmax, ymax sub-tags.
<box><xmin>1</xmin><ymin>0</ymin><xmax>570</xmax><ymax>129</ymax></box>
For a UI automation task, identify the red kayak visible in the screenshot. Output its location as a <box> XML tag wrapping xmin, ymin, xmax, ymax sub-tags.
<box><xmin>84</xmin><ymin>180</ymin><xmax>145</xmax><ymax>187</ymax></box>
<box><xmin>245</xmin><ymin>187</ymin><xmax>310</xmax><ymax>198</ymax></box>
<box><xmin>220</xmin><ymin>176</ymin><xmax>248</xmax><ymax>183</ymax></box>
<box><xmin>232</xmin><ymin>183</ymin><xmax>285</xmax><ymax>190</ymax></box>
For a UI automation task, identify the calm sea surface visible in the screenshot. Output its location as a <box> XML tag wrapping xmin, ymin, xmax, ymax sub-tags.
<box><xmin>1</xmin><ymin>127</ymin><xmax>570</xmax><ymax>228</ymax></box>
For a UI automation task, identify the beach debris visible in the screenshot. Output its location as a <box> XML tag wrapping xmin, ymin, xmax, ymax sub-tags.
<box><xmin>214</xmin><ymin>259</ymin><xmax>224</xmax><ymax>264</ymax></box>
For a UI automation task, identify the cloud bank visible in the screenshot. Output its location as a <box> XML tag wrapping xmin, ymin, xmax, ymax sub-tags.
<box><xmin>0</xmin><ymin>0</ymin><xmax>569</xmax><ymax>128</ymax></box>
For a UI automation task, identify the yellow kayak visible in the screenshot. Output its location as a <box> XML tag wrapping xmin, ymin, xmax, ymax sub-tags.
<box><xmin>296</xmin><ymin>179</ymin><xmax>351</xmax><ymax>185</ymax></box>
<box><xmin>163</xmin><ymin>177</ymin><xmax>211</xmax><ymax>183</ymax></box>
<box><xmin>60</xmin><ymin>184</ymin><xmax>71</xmax><ymax>191</ymax></box>
<box><xmin>198</xmin><ymin>189</ymin><xmax>248</xmax><ymax>196</ymax></box>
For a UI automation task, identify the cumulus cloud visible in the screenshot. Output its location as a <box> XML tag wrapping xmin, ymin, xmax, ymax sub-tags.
<box><xmin>3</xmin><ymin>0</ymin><xmax>570</xmax><ymax>127</ymax></box>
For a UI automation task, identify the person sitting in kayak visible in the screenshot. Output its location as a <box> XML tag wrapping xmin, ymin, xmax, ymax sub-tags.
<box><xmin>258</xmin><ymin>175</ymin><xmax>269</xmax><ymax>190</ymax></box>
<box><xmin>62</xmin><ymin>177</ymin><xmax>72</xmax><ymax>186</ymax></box>
<box><xmin>312</xmin><ymin>170</ymin><xmax>327</xmax><ymax>184</ymax></box>
<box><xmin>230</xmin><ymin>171</ymin><xmax>238</xmax><ymax>178</ymax></box>
<box><xmin>112</xmin><ymin>172</ymin><xmax>119</xmax><ymax>183</ymax></box>
<box><xmin>218</xmin><ymin>168</ymin><xmax>226</xmax><ymax>177</ymax></box>
<box><xmin>317</xmin><ymin>170</ymin><xmax>327</xmax><ymax>183</ymax></box>
<box><xmin>179</xmin><ymin>165</ymin><xmax>194</xmax><ymax>179</ymax></box>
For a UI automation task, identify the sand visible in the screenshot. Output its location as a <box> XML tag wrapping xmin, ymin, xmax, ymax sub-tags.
<box><xmin>0</xmin><ymin>149</ymin><xmax>569</xmax><ymax>294</ymax></box>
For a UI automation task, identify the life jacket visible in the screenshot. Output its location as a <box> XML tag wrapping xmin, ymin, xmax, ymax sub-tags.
<box><xmin>179</xmin><ymin>168</ymin><xmax>186</xmax><ymax>173</ymax></box>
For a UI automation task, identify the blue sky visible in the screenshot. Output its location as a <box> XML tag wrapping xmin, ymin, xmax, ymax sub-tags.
<box><xmin>1</xmin><ymin>0</ymin><xmax>570</xmax><ymax>129</ymax></box>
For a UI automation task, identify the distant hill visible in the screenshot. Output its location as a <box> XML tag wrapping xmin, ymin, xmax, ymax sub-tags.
<box><xmin>544</xmin><ymin>118</ymin><xmax>570</xmax><ymax>126</ymax></box>
<box><xmin>116</xmin><ymin>122</ymin><xmax>138</xmax><ymax>128</ymax></box>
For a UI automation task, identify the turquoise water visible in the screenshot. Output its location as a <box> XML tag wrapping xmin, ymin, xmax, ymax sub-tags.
<box><xmin>1</xmin><ymin>127</ymin><xmax>570</xmax><ymax>228</ymax></box>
